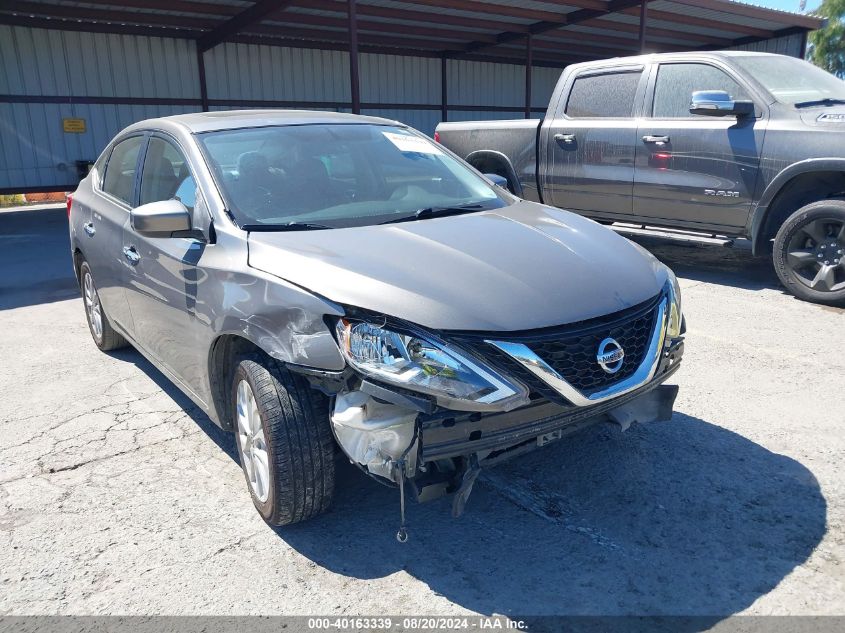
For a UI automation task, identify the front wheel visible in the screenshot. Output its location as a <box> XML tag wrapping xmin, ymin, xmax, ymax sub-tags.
<box><xmin>773</xmin><ymin>200</ymin><xmax>845</xmax><ymax>305</ymax></box>
<box><xmin>231</xmin><ymin>355</ymin><xmax>335</xmax><ymax>526</ymax></box>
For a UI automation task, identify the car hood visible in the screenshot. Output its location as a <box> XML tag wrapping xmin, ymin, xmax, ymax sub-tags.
<box><xmin>247</xmin><ymin>201</ymin><xmax>668</xmax><ymax>331</ymax></box>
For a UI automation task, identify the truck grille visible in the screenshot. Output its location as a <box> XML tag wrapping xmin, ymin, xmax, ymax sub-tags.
<box><xmin>452</xmin><ymin>293</ymin><xmax>662</xmax><ymax>405</ymax></box>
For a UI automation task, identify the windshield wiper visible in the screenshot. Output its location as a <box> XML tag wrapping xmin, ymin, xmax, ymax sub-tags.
<box><xmin>379</xmin><ymin>204</ymin><xmax>486</xmax><ymax>225</ymax></box>
<box><xmin>242</xmin><ymin>222</ymin><xmax>334</xmax><ymax>232</ymax></box>
<box><xmin>794</xmin><ymin>98</ymin><xmax>845</xmax><ymax>108</ymax></box>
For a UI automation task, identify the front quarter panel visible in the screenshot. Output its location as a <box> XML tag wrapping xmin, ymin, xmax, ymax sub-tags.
<box><xmin>197</xmin><ymin>224</ymin><xmax>346</xmax><ymax>371</ymax></box>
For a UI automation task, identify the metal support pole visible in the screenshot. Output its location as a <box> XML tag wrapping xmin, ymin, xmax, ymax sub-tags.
<box><xmin>524</xmin><ymin>33</ymin><xmax>532</xmax><ymax>119</ymax></box>
<box><xmin>197</xmin><ymin>47</ymin><xmax>209</xmax><ymax>112</ymax></box>
<box><xmin>441</xmin><ymin>56</ymin><xmax>448</xmax><ymax>123</ymax></box>
<box><xmin>638</xmin><ymin>0</ymin><xmax>648</xmax><ymax>53</ymax></box>
<box><xmin>347</xmin><ymin>0</ymin><xmax>360</xmax><ymax>114</ymax></box>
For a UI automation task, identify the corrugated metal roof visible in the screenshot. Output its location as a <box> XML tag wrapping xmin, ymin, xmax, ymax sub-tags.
<box><xmin>0</xmin><ymin>0</ymin><xmax>824</xmax><ymax>65</ymax></box>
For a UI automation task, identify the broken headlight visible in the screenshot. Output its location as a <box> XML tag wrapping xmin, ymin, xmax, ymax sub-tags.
<box><xmin>335</xmin><ymin>319</ymin><xmax>528</xmax><ymax>411</ymax></box>
<box><xmin>665</xmin><ymin>268</ymin><xmax>683</xmax><ymax>338</ymax></box>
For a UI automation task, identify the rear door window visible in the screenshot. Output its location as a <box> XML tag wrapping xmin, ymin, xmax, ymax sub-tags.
<box><xmin>565</xmin><ymin>71</ymin><xmax>642</xmax><ymax>118</ymax></box>
<box><xmin>102</xmin><ymin>136</ymin><xmax>144</xmax><ymax>205</ymax></box>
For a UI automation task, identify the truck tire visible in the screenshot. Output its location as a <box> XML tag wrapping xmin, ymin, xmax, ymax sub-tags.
<box><xmin>231</xmin><ymin>354</ymin><xmax>335</xmax><ymax>526</ymax></box>
<box><xmin>79</xmin><ymin>260</ymin><xmax>128</xmax><ymax>351</ymax></box>
<box><xmin>773</xmin><ymin>200</ymin><xmax>845</xmax><ymax>305</ymax></box>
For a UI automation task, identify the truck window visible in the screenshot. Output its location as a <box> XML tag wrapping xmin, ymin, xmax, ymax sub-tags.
<box><xmin>564</xmin><ymin>71</ymin><xmax>642</xmax><ymax>118</ymax></box>
<box><xmin>652</xmin><ymin>63</ymin><xmax>749</xmax><ymax>119</ymax></box>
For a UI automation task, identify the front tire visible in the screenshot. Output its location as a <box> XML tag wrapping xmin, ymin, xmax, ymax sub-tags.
<box><xmin>79</xmin><ymin>260</ymin><xmax>127</xmax><ymax>351</ymax></box>
<box><xmin>231</xmin><ymin>355</ymin><xmax>335</xmax><ymax>526</ymax></box>
<box><xmin>773</xmin><ymin>200</ymin><xmax>845</xmax><ymax>305</ymax></box>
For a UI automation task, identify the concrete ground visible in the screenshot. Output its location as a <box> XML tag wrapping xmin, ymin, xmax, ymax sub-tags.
<box><xmin>0</xmin><ymin>205</ymin><xmax>843</xmax><ymax>619</ymax></box>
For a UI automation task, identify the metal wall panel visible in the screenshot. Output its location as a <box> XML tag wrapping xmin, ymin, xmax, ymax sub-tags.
<box><xmin>448</xmin><ymin>59</ymin><xmax>525</xmax><ymax>108</ymax></box>
<box><xmin>203</xmin><ymin>43</ymin><xmax>350</xmax><ymax>102</ymax></box>
<box><xmin>360</xmin><ymin>53</ymin><xmax>441</xmax><ymax>105</ymax></box>
<box><xmin>447</xmin><ymin>59</ymin><xmax>562</xmax><ymax>110</ymax></box>
<box><xmin>728</xmin><ymin>33</ymin><xmax>805</xmax><ymax>58</ymax></box>
<box><xmin>532</xmin><ymin>66</ymin><xmax>564</xmax><ymax>110</ymax></box>
<box><xmin>0</xmin><ymin>25</ymin><xmax>199</xmax><ymax>98</ymax></box>
<box><xmin>0</xmin><ymin>102</ymin><xmax>196</xmax><ymax>189</ymax></box>
<box><xmin>0</xmin><ymin>24</ymin><xmax>570</xmax><ymax>190</ymax></box>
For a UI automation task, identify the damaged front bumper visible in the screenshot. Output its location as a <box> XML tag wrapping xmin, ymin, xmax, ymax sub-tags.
<box><xmin>317</xmin><ymin>337</ymin><xmax>682</xmax><ymax>527</ymax></box>
<box><xmin>291</xmin><ymin>294</ymin><xmax>684</xmax><ymax>541</ymax></box>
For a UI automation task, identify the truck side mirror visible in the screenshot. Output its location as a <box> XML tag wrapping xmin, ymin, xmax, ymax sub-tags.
<box><xmin>690</xmin><ymin>90</ymin><xmax>755</xmax><ymax>117</ymax></box>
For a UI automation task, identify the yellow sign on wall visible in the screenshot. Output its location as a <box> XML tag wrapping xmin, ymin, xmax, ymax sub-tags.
<box><xmin>62</xmin><ymin>118</ymin><xmax>86</xmax><ymax>133</ymax></box>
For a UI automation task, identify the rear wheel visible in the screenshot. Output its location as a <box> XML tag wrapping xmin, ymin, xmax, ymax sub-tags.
<box><xmin>231</xmin><ymin>355</ymin><xmax>335</xmax><ymax>526</ymax></box>
<box><xmin>79</xmin><ymin>260</ymin><xmax>127</xmax><ymax>351</ymax></box>
<box><xmin>773</xmin><ymin>200</ymin><xmax>845</xmax><ymax>305</ymax></box>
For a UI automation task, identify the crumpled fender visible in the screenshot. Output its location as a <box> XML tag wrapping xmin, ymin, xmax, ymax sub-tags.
<box><xmin>208</xmin><ymin>272</ymin><xmax>346</xmax><ymax>371</ymax></box>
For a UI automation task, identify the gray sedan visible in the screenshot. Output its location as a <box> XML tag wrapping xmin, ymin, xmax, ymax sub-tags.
<box><xmin>68</xmin><ymin>110</ymin><xmax>684</xmax><ymax>541</ymax></box>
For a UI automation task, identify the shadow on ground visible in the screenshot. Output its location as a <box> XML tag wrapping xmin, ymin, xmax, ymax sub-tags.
<box><xmin>623</xmin><ymin>232</ymin><xmax>780</xmax><ymax>293</ymax></box>
<box><xmin>0</xmin><ymin>207</ymin><xmax>80</xmax><ymax>311</ymax></box>
<box><xmin>5</xmin><ymin>205</ymin><xmax>829</xmax><ymax>625</ymax></box>
<box><xmin>113</xmin><ymin>345</ymin><xmax>826</xmax><ymax>627</ymax></box>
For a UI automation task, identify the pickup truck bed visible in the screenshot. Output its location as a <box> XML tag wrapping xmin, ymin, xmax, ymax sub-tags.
<box><xmin>437</xmin><ymin>118</ymin><xmax>542</xmax><ymax>203</ymax></box>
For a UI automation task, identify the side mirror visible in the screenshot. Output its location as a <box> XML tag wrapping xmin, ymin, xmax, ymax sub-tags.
<box><xmin>131</xmin><ymin>199</ymin><xmax>192</xmax><ymax>238</ymax></box>
<box><xmin>484</xmin><ymin>173</ymin><xmax>510</xmax><ymax>190</ymax></box>
<box><xmin>690</xmin><ymin>90</ymin><xmax>755</xmax><ymax>117</ymax></box>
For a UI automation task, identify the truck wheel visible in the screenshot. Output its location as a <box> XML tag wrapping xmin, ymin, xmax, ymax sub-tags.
<box><xmin>231</xmin><ymin>355</ymin><xmax>335</xmax><ymax>526</ymax></box>
<box><xmin>773</xmin><ymin>200</ymin><xmax>845</xmax><ymax>305</ymax></box>
<box><xmin>79</xmin><ymin>260</ymin><xmax>128</xmax><ymax>351</ymax></box>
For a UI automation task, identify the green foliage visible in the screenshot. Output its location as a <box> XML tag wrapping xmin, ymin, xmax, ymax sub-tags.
<box><xmin>0</xmin><ymin>194</ymin><xmax>26</xmax><ymax>207</ymax></box>
<box><xmin>810</xmin><ymin>0</ymin><xmax>845</xmax><ymax>77</ymax></box>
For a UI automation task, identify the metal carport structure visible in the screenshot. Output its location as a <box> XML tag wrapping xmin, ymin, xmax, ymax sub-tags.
<box><xmin>0</xmin><ymin>0</ymin><xmax>823</xmax><ymax>192</ymax></box>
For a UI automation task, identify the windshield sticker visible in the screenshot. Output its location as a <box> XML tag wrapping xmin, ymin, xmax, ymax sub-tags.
<box><xmin>382</xmin><ymin>131</ymin><xmax>443</xmax><ymax>155</ymax></box>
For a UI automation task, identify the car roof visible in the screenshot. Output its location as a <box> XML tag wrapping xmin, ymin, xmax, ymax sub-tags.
<box><xmin>122</xmin><ymin>109</ymin><xmax>404</xmax><ymax>135</ymax></box>
<box><xmin>568</xmin><ymin>50</ymin><xmax>788</xmax><ymax>70</ymax></box>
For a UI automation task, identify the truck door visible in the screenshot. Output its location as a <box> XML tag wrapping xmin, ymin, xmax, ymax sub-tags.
<box><xmin>633</xmin><ymin>61</ymin><xmax>766</xmax><ymax>230</ymax></box>
<box><xmin>546</xmin><ymin>67</ymin><xmax>644</xmax><ymax>216</ymax></box>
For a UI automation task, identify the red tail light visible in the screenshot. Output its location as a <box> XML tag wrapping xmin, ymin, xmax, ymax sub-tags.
<box><xmin>434</xmin><ymin>131</ymin><xmax>440</xmax><ymax>143</ymax></box>
<box><xmin>66</xmin><ymin>193</ymin><xmax>73</xmax><ymax>218</ymax></box>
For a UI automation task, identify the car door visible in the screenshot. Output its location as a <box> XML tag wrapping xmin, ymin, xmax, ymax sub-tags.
<box><xmin>546</xmin><ymin>66</ymin><xmax>645</xmax><ymax>216</ymax></box>
<box><xmin>633</xmin><ymin>61</ymin><xmax>766</xmax><ymax>229</ymax></box>
<box><xmin>123</xmin><ymin>133</ymin><xmax>210</xmax><ymax>402</ymax></box>
<box><xmin>87</xmin><ymin>134</ymin><xmax>145</xmax><ymax>335</ymax></box>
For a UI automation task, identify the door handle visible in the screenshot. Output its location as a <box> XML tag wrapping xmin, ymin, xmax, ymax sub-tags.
<box><xmin>642</xmin><ymin>135</ymin><xmax>670</xmax><ymax>144</ymax></box>
<box><xmin>83</xmin><ymin>222</ymin><xmax>95</xmax><ymax>237</ymax></box>
<box><xmin>554</xmin><ymin>133</ymin><xmax>576</xmax><ymax>144</ymax></box>
<box><xmin>122</xmin><ymin>246</ymin><xmax>140</xmax><ymax>266</ymax></box>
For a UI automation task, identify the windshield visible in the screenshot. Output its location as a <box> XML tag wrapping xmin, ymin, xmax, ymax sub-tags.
<box><xmin>732</xmin><ymin>55</ymin><xmax>845</xmax><ymax>107</ymax></box>
<box><xmin>198</xmin><ymin>123</ymin><xmax>508</xmax><ymax>228</ymax></box>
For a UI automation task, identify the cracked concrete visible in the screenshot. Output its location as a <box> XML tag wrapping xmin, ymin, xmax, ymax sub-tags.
<box><xmin>0</xmin><ymin>206</ymin><xmax>843</xmax><ymax>618</ymax></box>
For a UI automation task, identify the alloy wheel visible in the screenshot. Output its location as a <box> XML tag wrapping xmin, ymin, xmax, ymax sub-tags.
<box><xmin>786</xmin><ymin>217</ymin><xmax>845</xmax><ymax>293</ymax></box>
<box><xmin>83</xmin><ymin>271</ymin><xmax>103</xmax><ymax>340</ymax></box>
<box><xmin>236</xmin><ymin>379</ymin><xmax>270</xmax><ymax>503</ymax></box>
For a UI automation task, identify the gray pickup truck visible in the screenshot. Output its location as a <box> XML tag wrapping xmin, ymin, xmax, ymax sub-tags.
<box><xmin>436</xmin><ymin>51</ymin><xmax>845</xmax><ymax>305</ymax></box>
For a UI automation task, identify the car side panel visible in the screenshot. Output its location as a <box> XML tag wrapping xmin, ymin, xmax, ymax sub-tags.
<box><xmin>78</xmin><ymin>162</ymin><xmax>137</xmax><ymax>333</ymax></box>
